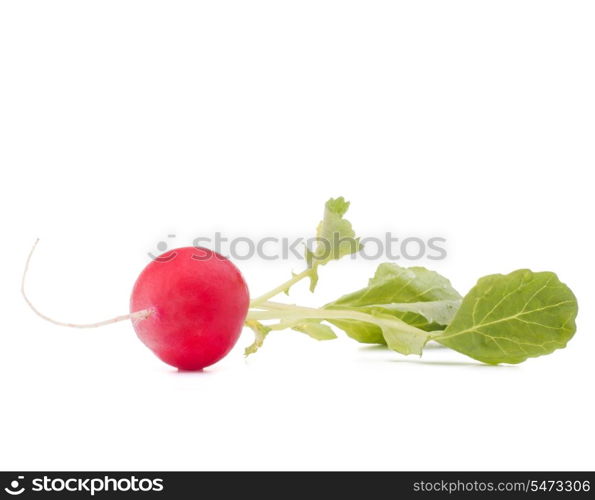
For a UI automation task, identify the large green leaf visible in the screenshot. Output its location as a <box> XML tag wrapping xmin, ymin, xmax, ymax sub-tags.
<box><xmin>434</xmin><ymin>269</ymin><xmax>578</xmax><ymax>364</ymax></box>
<box><xmin>325</xmin><ymin>263</ymin><xmax>461</xmax><ymax>343</ymax></box>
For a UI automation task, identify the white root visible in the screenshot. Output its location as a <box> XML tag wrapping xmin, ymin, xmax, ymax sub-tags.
<box><xmin>22</xmin><ymin>239</ymin><xmax>152</xmax><ymax>329</ymax></box>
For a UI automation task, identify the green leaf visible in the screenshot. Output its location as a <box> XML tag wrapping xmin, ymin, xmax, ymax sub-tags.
<box><xmin>292</xmin><ymin>320</ymin><xmax>338</xmax><ymax>341</ymax></box>
<box><xmin>244</xmin><ymin>318</ymin><xmax>336</xmax><ymax>355</ymax></box>
<box><xmin>325</xmin><ymin>319</ymin><xmax>385</xmax><ymax>344</ymax></box>
<box><xmin>331</xmin><ymin>262</ymin><xmax>462</xmax><ymax>308</ymax></box>
<box><xmin>305</xmin><ymin>197</ymin><xmax>361</xmax><ymax>291</ymax></box>
<box><xmin>365</xmin><ymin>312</ymin><xmax>431</xmax><ymax>355</ymax></box>
<box><xmin>325</xmin><ymin>263</ymin><xmax>461</xmax><ymax>343</ymax></box>
<box><xmin>314</xmin><ymin>310</ymin><xmax>431</xmax><ymax>355</ymax></box>
<box><xmin>434</xmin><ymin>269</ymin><xmax>578</xmax><ymax>364</ymax></box>
<box><xmin>374</xmin><ymin>299</ymin><xmax>461</xmax><ymax>326</ymax></box>
<box><xmin>244</xmin><ymin>320</ymin><xmax>271</xmax><ymax>356</ymax></box>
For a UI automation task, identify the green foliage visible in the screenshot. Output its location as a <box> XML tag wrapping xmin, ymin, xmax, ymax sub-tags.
<box><xmin>325</xmin><ymin>263</ymin><xmax>461</xmax><ymax>343</ymax></box>
<box><xmin>246</xmin><ymin>198</ymin><xmax>579</xmax><ymax>365</ymax></box>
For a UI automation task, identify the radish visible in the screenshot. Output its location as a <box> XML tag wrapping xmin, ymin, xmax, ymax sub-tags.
<box><xmin>130</xmin><ymin>247</ymin><xmax>249</xmax><ymax>370</ymax></box>
<box><xmin>22</xmin><ymin>197</ymin><xmax>579</xmax><ymax>369</ymax></box>
<box><xmin>23</xmin><ymin>241</ymin><xmax>249</xmax><ymax>371</ymax></box>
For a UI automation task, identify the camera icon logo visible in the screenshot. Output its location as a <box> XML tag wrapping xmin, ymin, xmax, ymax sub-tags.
<box><xmin>4</xmin><ymin>476</ymin><xmax>25</xmax><ymax>496</ymax></box>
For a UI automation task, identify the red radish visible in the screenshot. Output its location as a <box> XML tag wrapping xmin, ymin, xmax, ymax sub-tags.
<box><xmin>22</xmin><ymin>197</ymin><xmax>581</xmax><ymax>369</ymax></box>
<box><xmin>22</xmin><ymin>241</ymin><xmax>250</xmax><ymax>371</ymax></box>
<box><xmin>130</xmin><ymin>247</ymin><xmax>249</xmax><ymax>370</ymax></box>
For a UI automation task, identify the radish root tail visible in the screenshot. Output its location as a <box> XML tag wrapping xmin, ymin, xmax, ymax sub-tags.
<box><xmin>22</xmin><ymin>239</ymin><xmax>153</xmax><ymax>329</ymax></box>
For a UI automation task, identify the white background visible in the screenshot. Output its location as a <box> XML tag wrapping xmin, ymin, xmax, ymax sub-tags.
<box><xmin>1</xmin><ymin>1</ymin><xmax>594</xmax><ymax>471</ymax></box>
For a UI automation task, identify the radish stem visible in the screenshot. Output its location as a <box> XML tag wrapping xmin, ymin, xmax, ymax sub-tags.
<box><xmin>249</xmin><ymin>268</ymin><xmax>314</xmax><ymax>306</ymax></box>
<box><xmin>246</xmin><ymin>300</ymin><xmax>426</xmax><ymax>337</ymax></box>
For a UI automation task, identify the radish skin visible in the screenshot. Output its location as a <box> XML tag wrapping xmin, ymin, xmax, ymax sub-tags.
<box><xmin>130</xmin><ymin>247</ymin><xmax>250</xmax><ymax>370</ymax></box>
